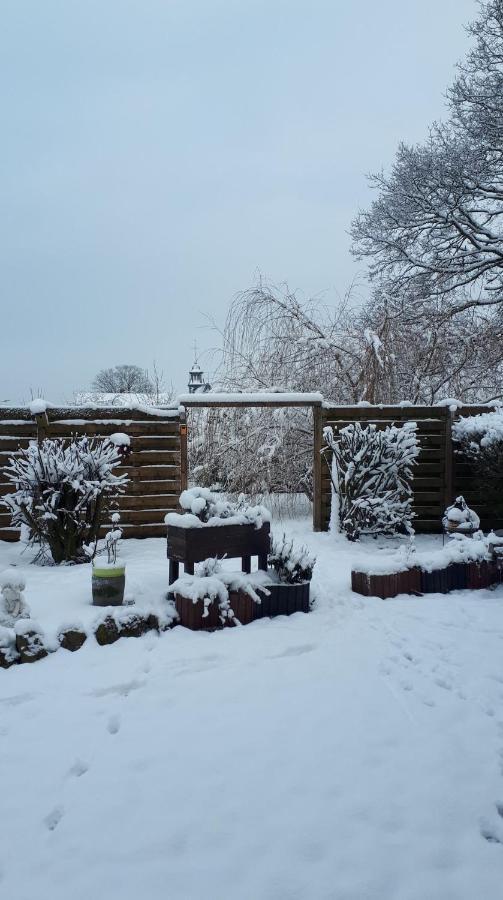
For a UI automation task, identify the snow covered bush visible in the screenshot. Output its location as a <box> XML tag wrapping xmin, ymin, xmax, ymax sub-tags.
<box><xmin>1</xmin><ymin>437</ymin><xmax>128</xmax><ymax>564</ymax></box>
<box><xmin>166</xmin><ymin>486</ymin><xmax>270</xmax><ymax>529</ymax></box>
<box><xmin>269</xmin><ymin>534</ymin><xmax>316</xmax><ymax>584</ymax></box>
<box><xmin>453</xmin><ymin>410</ymin><xmax>503</xmax><ymax>519</ymax></box>
<box><xmin>322</xmin><ymin>421</ymin><xmax>419</xmax><ymax>541</ymax></box>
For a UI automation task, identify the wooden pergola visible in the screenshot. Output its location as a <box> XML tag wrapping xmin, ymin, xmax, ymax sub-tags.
<box><xmin>178</xmin><ymin>393</ymin><xmax>325</xmax><ymax>531</ymax></box>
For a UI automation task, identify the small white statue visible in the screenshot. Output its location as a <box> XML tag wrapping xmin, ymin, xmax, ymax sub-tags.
<box><xmin>0</xmin><ymin>569</ymin><xmax>30</xmax><ymax>627</ymax></box>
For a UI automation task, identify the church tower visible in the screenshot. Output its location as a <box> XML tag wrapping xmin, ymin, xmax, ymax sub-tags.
<box><xmin>188</xmin><ymin>344</ymin><xmax>211</xmax><ymax>394</ymax></box>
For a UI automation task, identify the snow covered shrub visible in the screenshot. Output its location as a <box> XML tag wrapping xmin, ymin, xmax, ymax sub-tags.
<box><xmin>171</xmin><ymin>486</ymin><xmax>270</xmax><ymax>528</ymax></box>
<box><xmin>269</xmin><ymin>534</ymin><xmax>316</xmax><ymax>584</ymax></box>
<box><xmin>453</xmin><ymin>410</ymin><xmax>503</xmax><ymax>519</ymax></box>
<box><xmin>2</xmin><ymin>437</ymin><xmax>128</xmax><ymax>564</ymax></box>
<box><xmin>322</xmin><ymin>421</ymin><xmax>419</xmax><ymax>541</ymax></box>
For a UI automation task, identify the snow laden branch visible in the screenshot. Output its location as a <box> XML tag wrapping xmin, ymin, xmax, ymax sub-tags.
<box><xmin>322</xmin><ymin>421</ymin><xmax>419</xmax><ymax>541</ymax></box>
<box><xmin>2</xmin><ymin>437</ymin><xmax>129</xmax><ymax>564</ymax></box>
<box><xmin>352</xmin><ymin>0</ymin><xmax>503</xmax><ymax>323</ymax></box>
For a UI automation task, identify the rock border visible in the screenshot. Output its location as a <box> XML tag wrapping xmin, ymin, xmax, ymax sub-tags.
<box><xmin>0</xmin><ymin>609</ymin><xmax>176</xmax><ymax>670</ymax></box>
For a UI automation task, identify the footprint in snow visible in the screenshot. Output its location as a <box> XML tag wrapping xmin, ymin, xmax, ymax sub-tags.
<box><xmin>44</xmin><ymin>806</ymin><xmax>64</xmax><ymax>832</ymax></box>
<box><xmin>434</xmin><ymin>677</ymin><xmax>452</xmax><ymax>691</ymax></box>
<box><xmin>480</xmin><ymin>803</ymin><xmax>503</xmax><ymax>844</ymax></box>
<box><xmin>107</xmin><ymin>714</ymin><xmax>121</xmax><ymax>735</ymax></box>
<box><xmin>68</xmin><ymin>759</ymin><xmax>89</xmax><ymax>778</ymax></box>
<box><xmin>272</xmin><ymin>643</ymin><xmax>317</xmax><ymax>659</ymax></box>
<box><xmin>92</xmin><ymin>678</ymin><xmax>145</xmax><ymax>698</ymax></box>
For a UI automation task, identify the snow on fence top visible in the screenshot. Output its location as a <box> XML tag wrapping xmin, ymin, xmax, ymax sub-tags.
<box><xmin>0</xmin><ymin>402</ymin><xmax>183</xmax><ymax>419</ymax></box>
<box><xmin>178</xmin><ymin>392</ymin><xmax>323</xmax><ymax>406</ymax></box>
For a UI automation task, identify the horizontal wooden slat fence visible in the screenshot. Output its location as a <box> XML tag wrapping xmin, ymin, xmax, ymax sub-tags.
<box><xmin>0</xmin><ymin>406</ymin><xmax>186</xmax><ymax>541</ymax></box>
<box><xmin>0</xmin><ymin>400</ymin><xmax>500</xmax><ymax>541</ymax></box>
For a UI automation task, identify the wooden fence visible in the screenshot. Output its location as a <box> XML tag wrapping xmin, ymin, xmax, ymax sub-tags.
<box><xmin>0</xmin><ymin>400</ymin><xmax>499</xmax><ymax>541</ymax></box>
<box><xmin>0</xmin><ymin>405</ymin><xmax>186</xmax><ymax>541</ymax></box>
<box><xmin>320</xmin><ymin>404</ymin><xmax>498</xmax><ymax>533</ymax></box>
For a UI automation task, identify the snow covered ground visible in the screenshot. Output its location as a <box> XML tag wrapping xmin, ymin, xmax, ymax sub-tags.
<box><xmin>2</xmin><ymin>522</ymin><xmax>503</xmax><ymax>898</ymax></box>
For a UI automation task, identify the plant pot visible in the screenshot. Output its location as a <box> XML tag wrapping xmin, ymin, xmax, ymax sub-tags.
<box><xmin>446</xmin><ymin>522</ymin><xmax>477</xmax><ymax>537</ymax></box>
<box><xmin>175</xmin><ymin>593</ymin><xmax>221</xmax><ymax>630</ymax></box>
<box><xmin>254</xmin><ymin>581</ymin><xmax>310</xmax><ymax>618</ymax></box>
<box><xmin>92</xmin><ymin>565</ymin><xmax>126</xmax><ymax>607</ymax></box>
<box><xmin>227</xmin><ymin>590</ymin><xmax>258</xmax><ymax>625</ymax></box>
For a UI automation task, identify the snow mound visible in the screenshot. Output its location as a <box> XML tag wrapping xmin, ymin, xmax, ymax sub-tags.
<box><xmin>28</xmin><ymin>399</ymin><xmax>48</xmax><ymax>415</ymax></box>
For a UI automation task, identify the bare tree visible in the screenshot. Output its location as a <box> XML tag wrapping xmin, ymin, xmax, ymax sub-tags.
<box><xmin>352</xmin><ymin>0</ymin><xmax>503</xmax><ymax>321</ymax></box>
<box><xmin>92</xmin><ymin>365</ymin><xmax>153</xmax><ymax>394</ymax></box>
<box><xmin>189</xmin><ymin>277</ymin><xmax>503</xmax><ymax>502</ymax></box>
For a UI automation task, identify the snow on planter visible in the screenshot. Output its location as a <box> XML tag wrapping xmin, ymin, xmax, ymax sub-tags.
<box><xmin>171</xmin><ymin>574</ymin><xmax>231</xmax><ymax>630</ymax></box>
<box><xmin>166</xmin><ymin>486</ymin><xmax>271</xmax><ymax>529</ymax></box>
<box><xmin>351</xmin><ymin>534</ymin><xmax>498</xmax><ymax>599</ymax></box>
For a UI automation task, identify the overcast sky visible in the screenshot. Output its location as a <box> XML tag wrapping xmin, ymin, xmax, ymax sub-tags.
<box><xmin>0</xmin><ymin>0</ymin><xmax>478</xmax><ymax>402</ymax></box>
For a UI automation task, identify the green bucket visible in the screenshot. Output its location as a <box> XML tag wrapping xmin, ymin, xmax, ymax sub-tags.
<box><xmin>92</xmin><ymin>565</ymin><xmax>126</xmax><ymax>606</ymax></box>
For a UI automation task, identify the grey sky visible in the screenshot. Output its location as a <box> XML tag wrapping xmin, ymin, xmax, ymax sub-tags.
<box><xmin>0</xmin><ymin>0</ymin><xmax>478</xmax><ymax>402</ymax></box>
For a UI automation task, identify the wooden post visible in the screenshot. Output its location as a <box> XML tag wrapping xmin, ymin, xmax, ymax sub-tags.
<box><xmin>312</xmin><ymin>404</ymin><xmax>323</xmax><ymax>532</ymax></box>
<box><xmin>444</xmin><ymin>407</ymin><xmax>453</xmax><ymax>512</ymax></box>
<box><xmin>34</xmin><ymin>411</ymin><xmax>49</xmax><ymax>444</ymax></box>
<box><xmin>179</xmin><ymin>415</ymin><xmax>188</xmax><ymax>494</ymax></box>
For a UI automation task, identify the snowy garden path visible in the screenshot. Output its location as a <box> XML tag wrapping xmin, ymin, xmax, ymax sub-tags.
<box><xmin>2</xmin><ymin>525</ymin><xmax>503</xmax><ymax>898</ymax></box>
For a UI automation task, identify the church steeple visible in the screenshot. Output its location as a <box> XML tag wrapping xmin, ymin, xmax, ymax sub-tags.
<box><xmin>188</xmin><ymin>342</ymin><xmax>211</xmax><ymax>394</ymax></box>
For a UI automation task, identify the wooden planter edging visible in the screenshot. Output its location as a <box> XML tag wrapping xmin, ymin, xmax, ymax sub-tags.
<box><xmin>175</xmin><ymin>583</ymin><xmax>311</xmax><ymax>630</ymax></box>
<box><xmin>352</xmin><ymin>558</ymin><xmax>500</xmax><ymax>600</ymax></box>
<box><xmin>174</xmin><ymin>594</ymin><xmax>221</xmax><ymax>631</ymax></box>
<box><xmin>167</xmin><ymin>521</ymin><xmax>271</xmax><ymax>582</ymax></box>
<box><xmin>255</xmin><ymin>582</ymin><xmax>310</xmax><ymax>617</ymax></box>
<box><xmin>351</xmin><ymin>568</ymin><xmax>421</xmax><ymax>600</ymax></box>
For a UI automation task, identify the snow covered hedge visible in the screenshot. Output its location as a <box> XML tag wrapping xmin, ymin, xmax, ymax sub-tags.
<box><xmin>1</xmin><ymin>437</ymin><xmax>128</xmax><ymax>564</ymax></box>
<box><xmin>453</xmin><ymin>409</ymin><xmax>503</xmax><ymax>519</ymax></box>
<box><xmin>322</xmin><ymin>421</ymin><xmax>419</xmax><ymax>541</ymax></box>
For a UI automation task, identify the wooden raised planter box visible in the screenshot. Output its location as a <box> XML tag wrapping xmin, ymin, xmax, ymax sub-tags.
<box><xmin>167</xmin><ymin>521</ymin><xmax>270</xmax><ymax>582</ymax></box>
